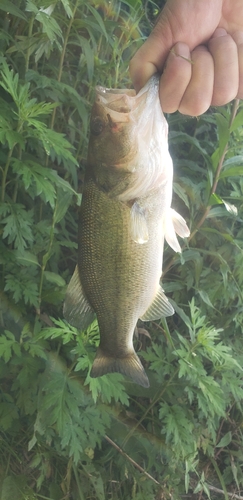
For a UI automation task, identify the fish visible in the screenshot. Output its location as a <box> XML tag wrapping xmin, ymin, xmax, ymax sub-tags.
<box><xmin>63</xmin><ymin>75</ymin><xmax>190</xmax><ymax>388</ymax></box>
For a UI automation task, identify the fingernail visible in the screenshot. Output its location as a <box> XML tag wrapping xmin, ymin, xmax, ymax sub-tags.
<box><xmin>173</xmin><ymin>42</ymin><xmax>190</xmax><ymax>58</ymax></box>
<box><xmin>211</xmin><ymin>28</ymin><xmax>228</xmax><ymax>38</ymax></box>
<box><xmin>172</xmin><ymin>43</ymin><xmax>193</xmax><ymax>64</ymax></box>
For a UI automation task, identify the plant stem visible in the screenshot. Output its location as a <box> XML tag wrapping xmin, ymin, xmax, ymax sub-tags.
<box><xmin>38</xmin><ymin>203</ymin><xmax>57</xmax><ymax>311</ymax></box>
<box><xmin>206</xmin><ymin>484</ymin><xmax>243</xmax><ymax>500</ymax></box>
<box><xmin>12</xmin><ymin>144</ymin><xmax>22</xmax><ymax>203</ymax></box>
<box><xmin>105</xmin><ymin>434</ymin><xmax>161</xmax><ymax>486</ymax></box>
<box><xmin>25</xmin><ymin>14</ymin><xmax>35</xmax><ymax>72</ymax></box>
<box><xmin>50</xmin><ymin>0</ymin><xmax>79</xmax><ymax>131</ymax></box>
<box><xmin>210</xmin><ymin>457</ymin><xmax>229</xmax><ymax>500</ymax></box>
<box><xmin>72</xmin><ymin>465</ymin><xmax>85</xmax><ymax>500</ymax></box>
<box><xmin>1</xmin><ymin>147</ymin><xmax>15</xmax><ymax>203</ymax></box>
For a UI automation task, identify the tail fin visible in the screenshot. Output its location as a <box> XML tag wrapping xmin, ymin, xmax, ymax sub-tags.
<box><xmin>90</xmin><ymin>348</ymin><xmax>149</xmax><ymax>388</ymax></box>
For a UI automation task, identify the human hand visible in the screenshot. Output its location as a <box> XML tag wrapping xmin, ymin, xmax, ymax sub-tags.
<box><xmin>129</xmin><ymin>0</ymin><xmax>243</xmax><ymax>115</ymax></box>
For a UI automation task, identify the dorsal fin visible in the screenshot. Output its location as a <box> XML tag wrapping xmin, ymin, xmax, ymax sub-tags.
<box><xmin>63</xmin><ymin>265</ymin><xmax>95</xmax><ymax>330</ymax></box>
<box><xmin>140</xmin><ymin>285</ymin><xmax>174</xmax><ymax>321</ymax></box>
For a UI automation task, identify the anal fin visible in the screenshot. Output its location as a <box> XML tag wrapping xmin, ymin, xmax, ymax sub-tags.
<box><xmin>63</xmin><ymin>265</ymin><xmax>95</xmax><ymax>330</ymax></box>
<box><xmin>140</xmin><ymin>285</ymin><xmax>174</xmax><ymax>321</ymax></box>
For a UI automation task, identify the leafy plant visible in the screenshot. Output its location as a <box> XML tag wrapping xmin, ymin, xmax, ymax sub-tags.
<box><xmin>1</xmin><ymin>0</ymin><xmax>243</xmax><ymax>499</ymax></box>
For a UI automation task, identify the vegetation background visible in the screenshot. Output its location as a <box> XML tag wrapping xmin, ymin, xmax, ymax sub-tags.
<box><xmin>0</xmin><ymin>0</ymin><xmax>243</xmax><ymax>499</ymax></box>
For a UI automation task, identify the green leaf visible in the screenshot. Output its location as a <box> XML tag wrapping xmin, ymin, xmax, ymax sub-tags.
<box><xmin>35</xmin><ymin>360</ymin><xmax>110</xmax><ymax>463</ymax></box>
<box><xmin>208</xmin><ymin>193</ymin><xmax>223</xmax><ymax>206</ymax></box>
<box><xmin>0</xmin><ymin>0</ymin><xmax>27</xmax><ymax>20</ymax></box>
<box><xmin>169</xmin><ymin>131</ymin><xmax>209</xmax><ymax>158</ymax></box>
<box><xmin>0</xmin><ymin>400</ymin><xmax>19</xmax><ymax>430</ymax></box>
<box><xmin>1</xmin><ymin>204</ymin><xmax>33</xmax><ymax>252</ymax></box>
<box><xmin>216</xmin><ymin>431</ymin><xmax>232</xmax><ymax>448</ymax></box>
<box><xmin>215</xmin><ymin>112</ymin><xmax>230</xmax><ymax>156</ymax></box>
<box><xmin>36</xmin><ymin>11</ymin><xmax>63</xmax><ymax>43</ymax></box>
<box><xmin>159</xmin><ymin>402</ymin><xmax>194</xmax><ymax>450</ymax></box>
<box><xmin>197</xmin><ymin>377</ymin><xmax>225</xmax><ymax>417</ymax></box>
<box><xmin>173</xmin><ymin>182</ymin><xmax>190</xmax><ymax>209</ymax></box>
<box><xmin>53</xmin><ymin>188</ymin><xmax>73</xmax><ymax>224</ymax></box>
<box><xmin>79</xmin><ymin>36</ymin><xmax>94</xmax><ymax>81</ymax></box>
<box><xmin>25</xmin><ymin>0</ymin><xmax>38</xmax><ymax>15</ymax></box>
<box><xmin>33</xmin><ymin>128</ymin><xmax>78</xmax><ymax>167</ymax></box>
<box><xmin>222</xmin><ymin>155</ymin><xmax>243</xmax><ymax>168</ymax></box>
<box><xmin>44</xmin><ymin>271</ymin><xmax>66</xmax><ymax>287</ymax></box>
<box><xmin>0</xmin><ymin>61</ymin><xmax>19</xmax><ymax>103</ymax></box>
<box><xmin>0</xmin><ymin>476</ymin><xmax>20</xmax><ymax>500</ymax></box>
<box><xmin>86</xmin><ymin>5</ymin><xmax>108</xmax><ymax>40</ymax></box>
<box><xmin>60</xmin><ymin>0</ymin><xmax>73</xmax><ymax>18</ymax></box>
<box><xmin>12</xmin><ymin>159</ymin><xmax>79</xmax><ymax>207</ymax></box>
<box><xmin>231</xmin><ymin>459</ymin><xmax>240</xmax><ymax>490</ymax></box>
<box><xmin>230</xmin><ymin>108</ymin><xmax>243</xmax><ymax>132</ymax></box>
<box><xmin>87</xmin><ymin>373</ymin><xmax>129</xmax><ymax>406</ymax></box>
<box><xmin>4</xmin><ymin>269</ymin><xmax>39</xmax><ymax>306</ymax></box>
<box><xmin>22</xmin><ymin>281</ymin><xmax>39</xmax><ymax>306</ymax></box>
<box><xmin>197</xmin><ymin>290</ymin><xmax>215</xmax><ymax>309</ymax></box>
<box><xmin>15</xmin><ymin>250</ymin><xmax>40</xmax><ymax>267</ymax></box>
<box><xmin>14</xmin><ymin>160</ymin><xmax>57</xmax><ymax>207</ymax></box>
<box><xmin>220</xmin><ymin>165</ymin><xmax>243</xmax><ymax>179</ymax></box>
<box><xmin>0</xmin><ymin>331</ymin><xmax>20</xmax><ymax>362</ymax></box>
<box><xmin>5</xmin><ymin>130</ymin><xmax>25</xmax><ymax>149</ymax></box>
<box><xmin>37</xmin><ymin>318</ymin><xmax>77</xmax><ymax>343</ymax></box>
<box><xmin>170</xmin><ymin>299</ymin><xmax>192</xmax><ymax>329</ymax></box>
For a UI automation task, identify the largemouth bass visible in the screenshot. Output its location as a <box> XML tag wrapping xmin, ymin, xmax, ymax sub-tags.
<box><xmin>64</xmin><ymin>76</ymin><xmax>190</xmax><ymax>388</ymax></box>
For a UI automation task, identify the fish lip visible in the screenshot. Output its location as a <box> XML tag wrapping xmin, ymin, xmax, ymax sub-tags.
<box><xmin>96</xmin><ymin>86</ymin><xmax>136</xmax><ymax>98</ymax></box>
<box><xmin>95</xmin><ymin>85</ymin><xmax>146</xmax><ymax>120</ymax></box>
<box><xmin>94</xmin><ymin>76</ymin><xmax>160</xmax><ymax>123</ymax></box>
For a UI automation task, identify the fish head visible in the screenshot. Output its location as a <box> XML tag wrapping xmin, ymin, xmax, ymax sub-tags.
<box><xmin>88</xmin><ymin>88</ymin><xmax>138</xmax><ymax>168</ymax></box>
<box><xmin>87</xmin><ymin>76</ymin><xmax>172</xmax><ymax>201</ymax></box>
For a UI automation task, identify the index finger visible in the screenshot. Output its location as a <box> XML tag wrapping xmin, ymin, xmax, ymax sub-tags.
<box><xmin>129</xmin><ymin>25</ymin><xmax>173</xmax><ymax>91</ymax></box>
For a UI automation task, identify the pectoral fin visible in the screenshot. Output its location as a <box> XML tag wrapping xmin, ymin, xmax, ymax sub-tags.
<box><xmin>165</xmin><ymin>208</ymin><xmax>190</xmax><ymax>253</ymax></box>
<box><xmin>140</xmin><ymin>285</ymin><xmax>174</xmax><ymax>321</ymax></box>
<box><xmin>63</xmin><ymin>265</ymin><xmax>95</xmax><ymax>330</ymax></box>
<box><xmin>130</xmin><ymin>202</ymin><xmax>149</xmax><ymax>244</ymax></box>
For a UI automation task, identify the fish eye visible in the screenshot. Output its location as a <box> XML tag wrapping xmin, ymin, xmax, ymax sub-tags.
<box><xmin>90</xmin><ymin>117</ymin><xmax>104</xmax><ymax>136</ymax></box>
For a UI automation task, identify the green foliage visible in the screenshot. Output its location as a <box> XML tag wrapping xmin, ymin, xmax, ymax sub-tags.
<box><xmin>1</xmin><ymin>0</ymin><xmax>243</xmax><ymax>499</ymax></box>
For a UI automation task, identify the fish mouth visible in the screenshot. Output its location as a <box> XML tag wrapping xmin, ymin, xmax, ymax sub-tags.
<box><xmin>95</xmin><ymin>85</ymin><xmax>146</xmax><ymax>123</ymax></box>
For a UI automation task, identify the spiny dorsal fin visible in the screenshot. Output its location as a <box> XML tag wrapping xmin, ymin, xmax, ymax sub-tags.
<box><xmin>90</xmin><ymin>348</ymin><xmax>149</xmax><ymax>388</ymax></box>
<box><xmin>164</xmin><ymin>208</ymin><xmax>190</xmax><ymax>253</ymax></box>
<box><xmin>140</xmin><ymin>285</ymin><xmax>174</xmax><ymax>321</ymax></box>
<box><xmin>63</xmin><ymin>265</ymin><xmax>95</xmax><ymax>330</ymax></box>
<box><xmin>130</xmin><ymin>201</ymin><xmax>149</xmax><ymax>244</ymax></box>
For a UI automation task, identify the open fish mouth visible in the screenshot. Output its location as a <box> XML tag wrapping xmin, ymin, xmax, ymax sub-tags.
<box><xmin>95</xmin><ymin>84</ymin><xmax>149</xmax><ymax>122</ymax></box>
